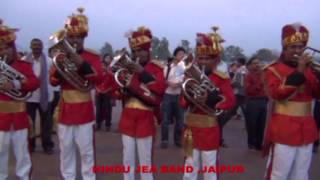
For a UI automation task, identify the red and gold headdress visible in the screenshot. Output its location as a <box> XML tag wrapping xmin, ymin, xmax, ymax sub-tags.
<box><xmin>282</xmin><ymin>23</ymin><xmax>308</xmax><ymax>47</ymax></box>
<box><xmin>127</xmin><ymin>26</ymin><xmax>152</xmax><ymax>51</ymax></box>
<box><xmin>196</xmin><ymin>26</ymin><xmax>225</xmax><ymax>57</ymax></box>
<box><xmin>64</xmin><ymin>7</ymin><xmax>89</xmax><ymax>37</ymax></box>
<box><xmin>0</xmin><ymin>19</ymin><xmax>19</xmax><ymax>47</ymax></box>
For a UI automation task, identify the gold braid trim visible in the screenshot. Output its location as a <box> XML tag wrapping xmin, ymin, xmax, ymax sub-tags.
<box><xmin>183</xmin><ymin>128</ymin><xmax>193</xmax><ymax>157</ymax></box>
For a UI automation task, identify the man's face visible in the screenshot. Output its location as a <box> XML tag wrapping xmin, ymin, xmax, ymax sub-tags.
<box><xmin>283</xmin><ymin>42</ymin><xmax>305</xmax><ymax>66</ymax></box>
<box><xmin>30</xmin><ymin>40</ymin><xmax>43</xmax><ymax>55</ymax></box>
<box><xmin>229</xmin><ymin>64</ymin><xmax>237</xmax><ymax>72</ymax></box>
<box><xmin>103</xmin><ymin>55</ymin><xmax>112</xmax><ymax>65</ymax></box>
<box><xmin>0</xmin><ymin>44</ymin><xmax>15</xmax><ymax>63</ymax></box>
<box><xmin>250</xmin><ymin>59</ymin><xmax>261</xmax><ymax>71</ymax></box>
<box><xmin>175</xmin><ymin>50</ymin><xmax>186</xmax><ymax>62</ymax></box>
<box><xmin>48</xmin><ymin>47</ymin><xmax>60</xmax><ymax>58</ymax></box>
<box><xmin>196</xmin><ymin>55</ymin><xmax>217</xmax><ymax>75</ymax></box>
<box><xmin>66</xmin><ymin>34</ymin><xmax>85</xmax><ymax>52</ymax></box>
<box><xmin>132</xmin><ymin>49</ymin><xmax>149</xmax><ymax>66</ymax></box>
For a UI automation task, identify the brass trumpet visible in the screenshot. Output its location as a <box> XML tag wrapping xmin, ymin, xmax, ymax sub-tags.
<box><xmin>305</xmin><ymin>47</ymin><xmax>320</xmax><ymax>72</ymax></box>
<box><xmin>294</xmin><ymin>46</ymin><xmax>320</xmax><ymax>72</ymax></box>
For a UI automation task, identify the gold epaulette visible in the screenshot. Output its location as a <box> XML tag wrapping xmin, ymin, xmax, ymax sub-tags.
<box><xmin>84</xmin><ymin>48</ymin><xmax>100</xmax><ymax>56</ymax></box>
<box><xmin>262</xmin><ymin>61</ymin><xmax>282</xmax><ymax>80</ymax></box>
<box><xmin>150</xmin><ymin>59</ymin><xmax>165</xmax><ymax>69</ymax></box>
<box><xmin>262</xmin><ymin>61</ymin><xmax>278</xmax><ymax>70</ymax></box>
<box><xmin>18</xmin><ymin>58</ymin><xmax>32</xmax><ymax>64</ymax></box>
<box><xmin>213</xmin><ymin>70</ymin><xmax>229</xmax><ymax>79</ymax></box>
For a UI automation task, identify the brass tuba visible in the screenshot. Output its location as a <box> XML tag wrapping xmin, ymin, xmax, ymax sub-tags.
<box><xmin>49</xmin><ymin>30</ymin><xmax>92</xmax><ymax>92</ymax></box>
<box><xmin>0</xmin><ymin>56</ymin><xmax>32</xmax><ymax>100</ymax></box>
<box><xmin>181</xmin><ymin>54</ymin><xmax>223</xmax><ymax>116</ymax></box>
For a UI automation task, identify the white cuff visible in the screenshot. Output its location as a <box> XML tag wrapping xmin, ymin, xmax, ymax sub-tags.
<box><xmin>12</xmin><ymin>80</ymin><xmax>22</xmax><ymax>90</ymax></box>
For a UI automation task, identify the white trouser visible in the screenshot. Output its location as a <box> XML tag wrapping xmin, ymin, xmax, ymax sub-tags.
<box><xmin>122</xmin><ymin>134</ymin><xmax>153</xmax><ymax>180</ymax></box>
<box><xmin>183</xmin><ymin>149</ymin><xmax>217</xmax><ymax>180</ymax></box>
<box><xmin>0</xmin><ymin>129</ymin><xmax>32</xmax><ymax>180</ymax></box>
<box><xmin>58</xmin><ymin>122</ymin><xmax>95</xmax><ymax>180</ymax></box>
<box><xmin>265</xmin><ymin>143</ymin><xmax>313</xmax><ymax>180</ymax></box>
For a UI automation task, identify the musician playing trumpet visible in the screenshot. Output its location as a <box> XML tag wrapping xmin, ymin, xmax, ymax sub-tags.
<box><xmin>49</xmin><ymin>8</ymin><xmax>103</xmax><ymax>180</ymax></box>
<box><xmin>0</xmin><ymin>20</ymin><xmax>39</xmax><ymax>180</ymax></box>
<box><xmin>263</xmin><ymin>23</ymin><xmax>320</xmax><ymax>180</ymax></box>
<box><xmin>181</xmin><ymin>28</ymin><xmax>235</xmax><ymax>180</ymax></box>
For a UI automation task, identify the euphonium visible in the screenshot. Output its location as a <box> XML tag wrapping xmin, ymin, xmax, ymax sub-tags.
<box><xmin>109</xmin><ymin>49</ymin><xmax>135</xmax><ymax>87</ymax></box>
<box><xmin>181</xmin><ymin>54</ymin><xmax>223</xmax><ymax>116</ymax></box>
<box><xmin>49</xmin><ymin>30</ymin><xmax>92</xmax><ymax>92</ymax></box>
<box><xmin>0</xmin><ymin>56</ymin><xmax>32</xmax><ymax>100</ymax></box>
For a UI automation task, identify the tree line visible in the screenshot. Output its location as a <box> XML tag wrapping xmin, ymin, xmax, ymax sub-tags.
<box><xmin>100</xmin><ymin>37</ymin><xmax>320</xmax><ymax>64</ymax></box>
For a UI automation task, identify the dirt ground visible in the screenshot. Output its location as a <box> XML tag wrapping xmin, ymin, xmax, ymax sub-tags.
<box><xmin>7</xmin><ymin>101</ymin><xmax>320</xmax><ymax>180</ymax></box>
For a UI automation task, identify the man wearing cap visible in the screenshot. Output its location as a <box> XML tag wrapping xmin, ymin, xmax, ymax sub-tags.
<box><xmin>181</xmin><ymin>27</ymin><xmax>235</xmax><ymax>180</ymax></box>
<box><xmin>264</xmin><ymin>23</ymin><xmax>320</xmax><ymax>180</ymax></box>
<box><xmin>0</xmin><ymin>20</ymin><xmax>40</xmax><ymax>180</ymax></box>
<box><xmin>49</xmin><ymin>8</ymin><xmax>103</xmax><ymax>180</ymax></box>
<box><xmin>109</xmin><ymin>26</ymin><xmax>166</xmax><ymax>180</ymax></box>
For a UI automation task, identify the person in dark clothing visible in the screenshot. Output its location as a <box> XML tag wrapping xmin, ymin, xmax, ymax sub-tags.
<box><xmin>244</xmin><ymin>57</ymin><xmax>268</xmax><ymax>150</ymax></box>
<box><xmin>95</xmin><ymin>53</ymin><xmax>114</xmax><ymax>131</ymax></box>
<box><xmin>313</xmin><ymin>100</ymin><xmax>320</xmax><ymax>153</ymax></box>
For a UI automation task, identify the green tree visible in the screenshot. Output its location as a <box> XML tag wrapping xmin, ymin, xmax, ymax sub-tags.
<box><xmin>180</xmin><ymin>39</ymin><xmax>192</xmax><ymax>53</ymax></box>
<box><xmin>100</xmin><ymin>42</ymin><xmax>113</xmax><ymax>56</ymax></box>
<box><xmin>222</xmin><ymin>45</ymin><xmax>246</xmax><ymax>63</ymax></box>
<box><xmin>151</xmin><ymin>36</ymin><xmax>160</xmax><ymax>59</ymax></box>
<box><xmin>157</xmin><ymin>37</ymin><xmax>171</xmax><ymax>60</ymax></box>
<box><xmin>254</xmin><ymin>48</ymin><xmax>278</xmax><ymax>62</ymax></box>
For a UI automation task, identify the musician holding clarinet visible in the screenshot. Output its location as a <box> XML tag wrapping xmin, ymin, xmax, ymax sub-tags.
<box><xmin>263</xmin><ymin>23</ymin><xmax>320</xmax><ymax>180</ymax></box>
<box><xmin>0</xmin><ymin>20</ymin><xmax>40</xmax><ymax>180</ymax></box>
<box><xmin>180</xmin><ymin>27</ymin><xmax>235</xmax><ymax>180</ymax></box>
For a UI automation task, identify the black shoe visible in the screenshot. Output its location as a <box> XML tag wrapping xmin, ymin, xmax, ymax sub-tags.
<box><xmin>175</xmin><ymin>142</ymin><xmax>182</xmax><ymax>148</ymax></box>
<box><xmin>255</xmin><ymin>145</ymin><xmax>262</xmax><ymax>151</ymax></box>
<box><xmin>313</xmin><ymin>146</ymin><xmax>318</xmax><ymax>154</ymax></box>
<box><xmin>248</xmin><ymin>144</ymin><xmax>256</xmax><ymax>151</ymax></box>
<box><xmin>161</xmin><ymin>141</ymin><xmax>168</xmax><ymax>149</ymax></box>
<box><xmin>96</xmin><ymin>124</ymin><xmax>101</xmax><ymax>131</ymax></box>
<box><xmin>44</xmin><ymin>148</ymin><xmax>54</xmax><ymax>155</ymax></box>
<box><xmin>105</xmin><ymin>126</ymin><xmax>111</xmax><ymax>132</ymax></box>
<box><xmin>220</xmin><ymin>138</ymin><xmax>228</xmax><ymax>148</ymax></box>
<box><xmin>29</xmin><ymin>146</ymin><xmax>35</xmax><ymax>153</ymax></box>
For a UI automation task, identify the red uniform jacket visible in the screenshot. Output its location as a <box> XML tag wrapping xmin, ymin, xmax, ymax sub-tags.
<box><xmin>50</xmin><ymin>49</ymin><xmax>103</xmax><ymax>125</ymax></box>
<box><xmin>111</xmin><ymin>60</ymin><xmax>166</xmax><ymax>138</ymax></box>
<box><xmin>264</xmin><ymin>61</ymin><xmax>320</xmax><ymax>146</ymax></box>
<box><xmin>0</xmin><ymin>59</ymin><xmax>40</xmax><ymax>131</ymax></box>
<box><xmin>180</xmin><ymin>71</ymin><xmax>235</xmax><ymax>150</ymax></box>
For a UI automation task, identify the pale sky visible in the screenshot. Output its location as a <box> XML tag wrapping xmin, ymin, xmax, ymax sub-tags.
<box><xmin>1</xmin><ymin>0</ymin><xmax>319</xmax><ymax>55</ymax></box>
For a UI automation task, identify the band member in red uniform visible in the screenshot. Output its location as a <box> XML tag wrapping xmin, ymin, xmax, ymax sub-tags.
<box><xmin>264</xmin><ymin>23</ymin><xmax>320</xmax><ymax>180</ymax></box>
<box><xmin>109</xmin><ymin>26</ymin><xmax>166</xmax><ymax>180</ymax></box>
<box><xmin>0</xmin><ymin>20</ymin><xmax>40</xmax><ymax>180</ymax></box>
<box><xmin>181</xmin><ymin>27</ymin><xmax>235</xmax><ymax>180</ymax></box>
<box><xmin>49</xmin><ymin>8</ymin><xmax>103</xmax><ymax>180</ymax></box>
